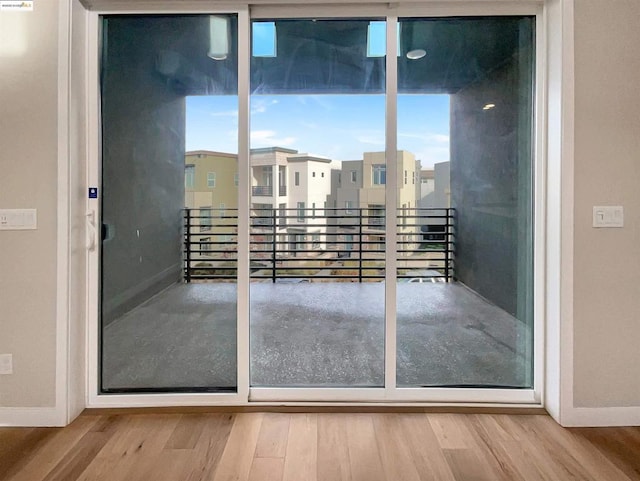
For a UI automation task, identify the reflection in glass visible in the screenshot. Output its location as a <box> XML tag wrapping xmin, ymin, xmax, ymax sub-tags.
<box><xmin>249</xmin><ymin>19</ymin><xmax>386</xmax><ymax>387</ymax></box>
<box><xmin>396</xmin><ymin>16</ymin><xmax>535</xmax><ymax>388</ymax></box>
<box><xmin>100</xmin><ymin>14</ymin><xmax>239</xmax><ymax>392</ymax></box>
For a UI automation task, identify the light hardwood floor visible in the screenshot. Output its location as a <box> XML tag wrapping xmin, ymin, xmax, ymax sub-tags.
<box><xmin>1</xmin><ymin>412</ymin><xmax>639</xmax><ymax>481</ymax></box>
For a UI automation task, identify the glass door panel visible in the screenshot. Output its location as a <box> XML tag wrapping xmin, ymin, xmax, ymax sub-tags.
<box><xmin>95</xmin><ymin>11</ymin><xmax>539</xmax><ymax>400</ymax></box>
<box><xmin>249</xmin><ymin>19</ymin><xmax>387</xmax><ymax>387</ymax></box>
<box><xmin>100</xmin><ymin>14</ymin><xmax>239</xmax><ymax>392</ymax></box>
<box><xmin>396</xmin><ymin>16</ymin><xmax>535</xmax><ymax>388</ymax></box>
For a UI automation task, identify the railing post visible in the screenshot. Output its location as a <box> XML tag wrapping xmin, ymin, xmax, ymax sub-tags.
<box><xmin>185</xmin><ymin>208</ymin><xmax>192</xmax><ymax>283</ymax></box>
<box><xmin>444</xmin><ymin>208</ymin><xmax>450</xmax><ymax>282</ymax></box>
<box><xmin>272</xmin><ymin>208</ymin><xmax>277</xmax><ymax>283</ymax></box>
<box><xmin>358</xmin><ymin>208</ymin><xmax>363</xmax><ymax>283</ymax></box>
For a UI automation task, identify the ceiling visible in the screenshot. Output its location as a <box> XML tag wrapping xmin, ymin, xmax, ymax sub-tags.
<box><xmin>102</xmin><ymin>14</ymin><xmax>534</xmax><ymax>96</ymax></box>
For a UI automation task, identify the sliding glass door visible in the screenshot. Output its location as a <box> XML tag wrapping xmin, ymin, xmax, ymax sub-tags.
<box><xmin>395</xmin><ymin>16</ymin><xmax>535</xmax><ymax>390</ymax></box>
<box><xmin>95</xmin><ymin>7</ymin><xmax>538</xmax><ymax>403</ymax></box>
<box><xmin>100</xmin><ymin>14</ymin><xmax>239</xmax><ymax>392</ymax></box>
<box><xmin>248</xmin><ymin>18</ymin><xmax>387</xmax><ymax>389</ymax></box>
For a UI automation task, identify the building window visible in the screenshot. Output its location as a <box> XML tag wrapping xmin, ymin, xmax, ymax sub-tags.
<box><xmin>199</xmin><ymin>206</ymin><xmax>212</xmax><ymax>232</ymax></box>
<box><xmin>207</xmin><ymin>172</ymin><xmax>216</xmax><ymax>188</ymax></box>
<box><xmin>312</xmin><ymin>171</ymin><xmax>316</xmax><ymax>177</ymax></box>
<box><xmin>297</xmin><ymin>202</ymin><xmax>305</xmax><ymax>222</ymax></box>
<box><xmin>368</xmin><ymin>204</ymin><xmax>385</xmax><ymax>229</ymax></box>
<box><xmin>372</xmin><ymin>164</ymin><xmax>386</xmax><ymax>185</ymax></box>
<box><xmin>338</xmin><ymin>173</ymin><xmax>341</xmax><ymax>184</ymax></box>
<box><xmin>321</xmin><ymin>172</ymin><xmax>325</xmax><ymax>178</ymax></box>
<box><xmin>350</xmin><ymin>170</ymin><xmax>357</xmax><ymax>183</ymax></box>
<box><xmin>345</xmin><ymin>234</ymin><xmax>354</xmax><ymax>251</ymax></box>
<box><xmin>200</xmin><ymin>237</ymin><xmax>211</xmax><ymax>253</ymax></box>
<box><xmin>219</xmin><ymin>203</ymin><xmax>226</xmax><ymax>218</ymax></box>
<box><xmin>345</xmin><ymin>200</ymin><xmax>354</xmax><ymax>215</ymax></box>
<box><xmin>295</xmin><ymin>172</ymin><xmax>300</xmax><ymax>186</ymax></box>
<box><xmin>234</xmin><ymin>173</ymin><xmax>239</xmax><ymax>186</ymax></box>
<box><xmin>412</xmin><ymin>171</ymin><xmax>415</xmax><ymax>185</ymax></box>
<box><xmin>185</xmin><ymin>165</ymin><xmax>195</xmax><ymax>189</ymax></box>
<box><xmin>312</xmin><ymin>202</ymin><xmax>316</xmax><ymax>218</ymax></box>
<box><xmin>278</xmin><ymin>203</ymin><xmax>287</xmax><ymax>228</ymax></box>
<box><xmin>312</xmin><ymin>234</ymin><xmax>321</xmax><ymax>249</ymax></box>
<box><xmin>404</xmin><ymin>170</ymin><xmax>408</xmax><ymax>185</ymax></box>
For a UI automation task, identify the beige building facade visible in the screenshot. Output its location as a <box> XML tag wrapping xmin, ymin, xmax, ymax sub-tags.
<box><xmin>334</xmin><ymin>150</ymin><xmax>421</xmax><ymax>253</ymax></box>
<box><xmin>185</xmin><ymin>150</ymin><xmax>239</xmax><ymax>258</ymax></box>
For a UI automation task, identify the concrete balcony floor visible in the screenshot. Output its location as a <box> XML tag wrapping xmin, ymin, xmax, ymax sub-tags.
<box><xmin>102</xmin><ymin>282</ymin><xmax>532</xmax><ymax>391</ymax></box>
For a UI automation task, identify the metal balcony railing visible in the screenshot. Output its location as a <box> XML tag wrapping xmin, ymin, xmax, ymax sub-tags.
<box><xmin>183</xmin><ymin>207</ymin><xmax>455</xmax><ymax>283</ymax></box>
<box><xmin>252</xmin><ymin>185</ymin><xmax>273</xmax><ymax>196</ymax></box>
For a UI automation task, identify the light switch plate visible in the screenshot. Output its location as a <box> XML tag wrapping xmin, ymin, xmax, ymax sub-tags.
<box><xmin>0</xmin><ymin>209</ymin><xmax>37</xmax><ymax>230</ymax></box>
<box><xmin>0</xmin><ymin>354</ymin><xmax>12</xmax><ymax>375</ymax></box>
<box><xmin>593</xmin><ymin>206</ymin><xmax>624</xmax><ymax>228</ymax></box>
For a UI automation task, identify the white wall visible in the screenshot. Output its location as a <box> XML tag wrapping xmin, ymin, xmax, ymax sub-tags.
<box><xmin>0</xmin><ymin>0</ymin><xmax>87</xmax><ymax>426</ymax></box>
<box><xmin>0</xmin><ymin>1</ymin><xmax>60</xmax><ymax>410</ymax></box>
<box><xmin>572</xmin><ymin>0</ymin><xmax>640</xmax><ymax>410</ymax></box>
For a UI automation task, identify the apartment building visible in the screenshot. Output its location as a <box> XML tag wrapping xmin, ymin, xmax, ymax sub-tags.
<box><xmin>333</xmin><ymin>150</ymin><xmax>420</xmax><ymax>254</ymax></box>
<box><xmin>418</xmin><ymin>161</ymin><xmax>451</xmax><ymax>241</ymax></box>
<box><xmin>184</xmin><ymin>150</ymin><xmax>238</xmax><ymax>259</ymax></box>
<box><xmin>249</xmin><ymin>147</ymin><xmax>335</xmax><ymax>256</ymax></box>
<box><xmin>285</xmin><ymin>154</ymin><xmax>333</xmax><ymax>253</ymax></box>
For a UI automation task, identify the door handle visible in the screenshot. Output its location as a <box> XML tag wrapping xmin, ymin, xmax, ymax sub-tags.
<box><xmin>87</xmin><ymin>210</ymin><xmax>97</xmax><ymax>252</ymax></box>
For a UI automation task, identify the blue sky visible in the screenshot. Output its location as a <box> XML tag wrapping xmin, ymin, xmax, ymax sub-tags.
<box><xmin>186</xmin><ymin>94</ymin><xmax>450</xmax><ymax>169</ymax></box>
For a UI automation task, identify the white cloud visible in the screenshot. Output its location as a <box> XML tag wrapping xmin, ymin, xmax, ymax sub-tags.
<box><xmin>399</xmin><ymin>131</ymin><xmax>450</xmax><ymax>144</ymax></box>
<box><xmin>414</xmin><ymin>146</ymin><xmax>450</xmax><ymax>169</ymax></box>
<box><xmin>250</xmin><ymin>130</ymin><xmax>296</xmax><ymax>147</ymax></box>
<box><xmin>308</xmin><ymin>95</ymin><xmax>333</xmax><ymax>111</ymax></box>
<box><xmin>210</xmin><ymin>109</ymin><xmax>238</xmax><ymax>117</ymax></box>
<box><xmin>356</xmin><ymin>135</ymin><xmax>385</xmax><ymax>146</ymax></box>
<box><xmin>300</xmin><ymin>120</ymin><xmax>319</xmax><ymax>130</ymax></box>
<box><xmin>428</xmin><ymin>133</ymin><xmax>450</xmax><ymax>143</ymax></box>
<box><xmin>251</xmin><ymin>98</ymin><xmax>279</xmax><ymax>115</ymax></box>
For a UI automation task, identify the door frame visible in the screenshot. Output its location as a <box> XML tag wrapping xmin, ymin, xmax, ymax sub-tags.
<box><xmin>86</xmin><ymin>1</ymin><xmax>546</xmax><ymax>408</ymax></box>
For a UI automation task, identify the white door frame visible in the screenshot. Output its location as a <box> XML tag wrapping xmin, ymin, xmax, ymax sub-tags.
<box><xmin>85</xmin><ymin>1</ymin><xmax>547</xmax><ymax>408</ymax></box>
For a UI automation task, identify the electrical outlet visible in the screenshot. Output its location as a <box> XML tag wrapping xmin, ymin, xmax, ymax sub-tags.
<box><xmin>0</xmin><ymin>354</ymin><xmax>13</xmax><ymax>375</ymax></box>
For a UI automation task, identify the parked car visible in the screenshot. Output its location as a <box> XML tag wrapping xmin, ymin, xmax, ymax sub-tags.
<box><xmin>275</xmin><ymin>278</ymin><xmax>311</xmax><ymax>284</ymax></box>
<box><xmin>399</xmin><ymin>269</ymin><xmax>443</xmax><ymax>283</ymax></box>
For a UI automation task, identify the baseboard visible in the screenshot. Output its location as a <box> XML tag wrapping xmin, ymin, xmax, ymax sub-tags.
<box><xmin>0</xmin><ymin>407</ymin><xmax>66</xmax><ymax>427</ymax></box>
<box><xmin>102</xmin><ymin>263</ymin><xmax>181</xmax><ymax>326</ymax></box>
<box><xmin>560</xmin><ymin>406</ymin><xmax>640</xmax><ymax>427</ymax></box>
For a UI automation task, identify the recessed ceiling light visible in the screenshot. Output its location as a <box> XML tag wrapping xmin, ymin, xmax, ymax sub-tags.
<box><xmin>483</xmin><ymin>103</ymin><xmax>496</xmax><ymax>110</ymax></box>
<box><xmin>406</xmin><ymin>49</ymin><xmax>426</xmax><ymax>60</ymax></box>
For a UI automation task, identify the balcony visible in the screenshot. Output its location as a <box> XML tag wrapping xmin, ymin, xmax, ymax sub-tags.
<box><xmin>367</xmin><ymin>214</ymin><xmax>385</xmax><ymax>230</ymax></box>
<box><xmin>103</xmin><ymin>280</ymin><xmax>528</xmax><ymax>389</ymax></box>
<box><xmin>101</xmin><ymin>207</ymin><xmax>529</xmax><ymax>391</ymax></box>
<box><xmin>252</xmin><ymin>185</ymin><xmax>273</xmax><ymax>196</ymax></box>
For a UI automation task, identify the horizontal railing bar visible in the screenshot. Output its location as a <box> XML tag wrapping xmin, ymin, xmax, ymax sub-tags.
<box><xmin>184</xmin><ymin>206</ymin><xmax>455</xmax><ymax>283</ymax></box>
<box><xmin>185</xmin><ymin>258</ymin><xmax>238</xmax><ymax>261</ymax></box>
<box><xmin>248</xmin><ymin>241</ymin><xmax>387</xmax><ymax>246</ymax></box>
<box><xmin>187</xmin><ymin>240</ymin><xmax>238</xmax><ymax>244</ymax></box>
<box><xmin>249</xmin><ymin>276</ymin><xmax>386</xmax><ymax>279</ymax></box>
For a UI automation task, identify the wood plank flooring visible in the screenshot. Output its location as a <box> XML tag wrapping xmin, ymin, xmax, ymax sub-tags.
<box><xmin>1</xmin><ymin>412</ymin><xmax>639</xmax><ymax>481</ymax></box>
